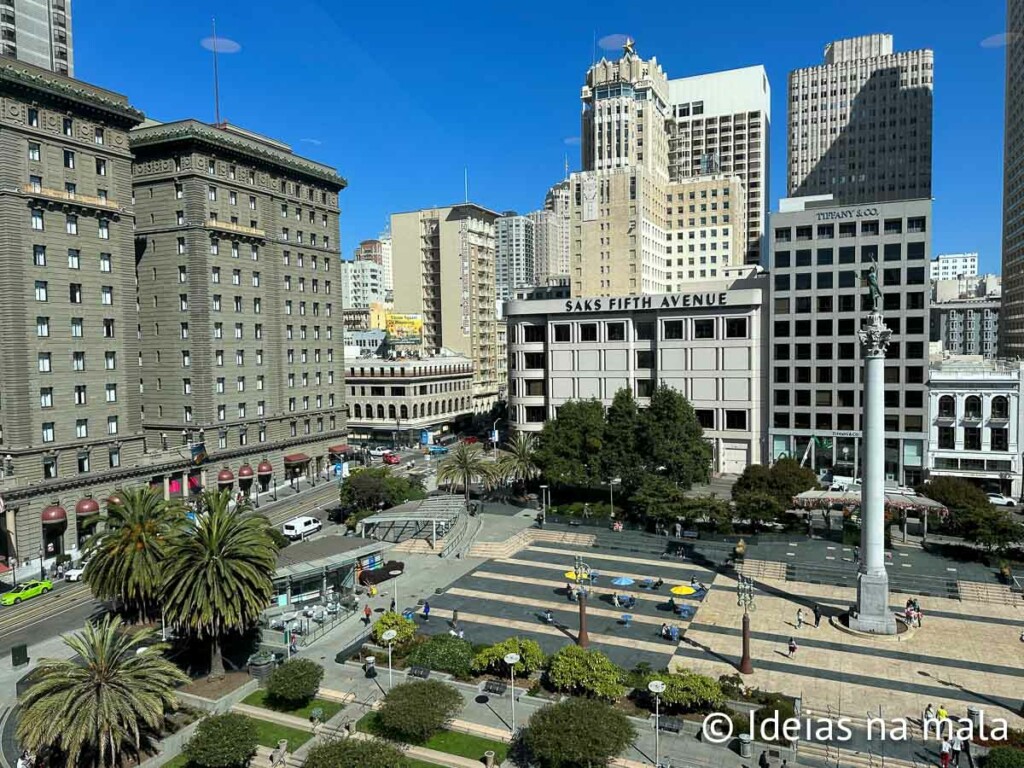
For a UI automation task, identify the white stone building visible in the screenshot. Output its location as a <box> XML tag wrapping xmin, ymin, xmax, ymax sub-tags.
<box><xmin>930</xmin><ymin>253</ymin><xmax>979</xmax><ymax>281</ymax></box>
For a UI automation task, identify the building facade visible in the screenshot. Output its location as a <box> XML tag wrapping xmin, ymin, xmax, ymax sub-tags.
<box><xmin>666</xmin><ymin>173</ymin><xmax>747</xmax><ymax>287</ymax></box>
<box><xmin>1002</xmin><ymin>0</ymin><xmax>1024</xmax><ymax>358</ymax></box>
<box><xmin>0</xmin><ymin>59</ymin><xmax>142</xmax><ymax>564</ymax></box>
<box><xmin>131</xmin><ymin>120</ymin><xmax>348</xmax><ymax>487</ymax></box>
<box><xmin>788</xmin><ymin>34</ymin><xmax>934</xmax><ymax>206</ymax></box>
<box><xmin>505</xmin><ymin>275</ymin><xmax>768</xmax><ymax>475</ymax></box>
<box><xmin>345</xmin><ymin>355</ymin><xmax>475</xmax><ymax>447</ymax></box>
<box><xmin>378</xmin><ymin>230</ymin><xmax>393</xmax><ymax>292</ymax></box>
<box><xmin>930</xmin><ymin>299</ymin><xmax>1000</xmax><ymax>358</ymax></box>
<box><xmin>768</xmin><ymin>196</ymin><xmax>931</xmax><ymax>487</ymax></box>
<box><xmin>543</xmin><ymin>179</ymin><xmax>571</xmax><ymax>279</ymax></box>
<box><xmin>667</xmin><ymin>66</ymin><xmax>771</xmax><ymax>265</ymax></box>
<box><xmin>928</xmin><ymin>358</ymin><xmax>1023</xmax><ymax>498</ymax></box>
<box><xmin>929</xmin><ymin>252</ymin><xmax>978</xmax><ymax>281</ymax></box>
<box><xmin>390</xmin><ymin>204</ymin><xmax>501</xmax><ymax>412</ymax></box>
<box><xmin>353</xmin><ymin>238</ymin><xmax>382</xmax><ymax>265</ymax></box>
<box><xmin>496</xmin><ymin>212</ymin><xmax>535</xmax><ymax>301</ymax></box>
<box><xmin>341</xmin><ymin>258</ymin><xmax>385</xmax><ymax>310</ymax></box>
<box><xmin>0</xmin><ymin>0</ymin><xmax>72</xmax><ymax>75</ymax></box>
<box><xmin>527</xmin><ymin>209</ymin><xmax>557</xmax><ymax>286</ymax></box>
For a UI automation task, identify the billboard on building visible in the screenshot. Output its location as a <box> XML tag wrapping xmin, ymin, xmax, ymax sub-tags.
<box><xmin>386</xmin><ymin>313</ymin><xmax>423</xmax><ymax>345</ymax></box>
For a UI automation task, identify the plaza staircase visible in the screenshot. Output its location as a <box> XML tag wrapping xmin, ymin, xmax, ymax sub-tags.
<box><xmin>957</xmin><ymin>580</ymin><xmax>1024</xmax><ymax>607</ymax></box>
<box><xmin>468</xmin><ymin>528</ymin><xmax>596</xmax><ymax>559</ymax></box>
<box><xmin>736</xmin><ymin>558</ymin><xmax>788</xmax><ymax>581</ymax></box>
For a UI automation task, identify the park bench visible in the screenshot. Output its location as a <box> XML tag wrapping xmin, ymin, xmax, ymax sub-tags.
<box><xmin>408</xmin><ymin>666</ymin><xmax>431</xmax><ymax>679</ymax></box>
<box><xmin>483</xmin><ymin>680</ymin><xmax>508</xmax><ymax>696</ymax></box>
<box><xmin>683</xmin><ymin>530</ymin><xmax>699</xmax><ymax>540</ymax></box>
<box><xmin>658</xmin><ymin>716</ymin><xmax>683</xmax><ymax>734</ymax></box>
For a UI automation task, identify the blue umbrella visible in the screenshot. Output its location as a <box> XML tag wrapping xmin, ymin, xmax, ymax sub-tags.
<box><xmin>611</xmin><ymin>576</ymin><xmax>635</xmax><ymax>587</ymax></box>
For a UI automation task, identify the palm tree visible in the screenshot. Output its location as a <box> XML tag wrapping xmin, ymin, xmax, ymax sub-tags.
<box><xmin>437</xmin><ymin>442</ymin><xmax>497</xmax><ymax>510</ymax></box>
<box><xmin>498</xmin><ymin>432</ymin><xmax>540</xmax><ymax>492</ymax></box>
<box><xmin>162</xmin><ymin>489</ymin><xmax>278</xmax><ymax>679</ymax></box>
<box><xmin>83</xmin><ymin>486</ymin><xmax>184</xmax><ymax>620</ymax></box>
<box><xmin>16</xmin><ymin>615</ymin><xmax>189</xmax><ymax>768</ymax></box>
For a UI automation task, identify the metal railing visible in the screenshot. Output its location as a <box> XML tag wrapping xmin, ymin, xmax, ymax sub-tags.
<box><xmin>22</xmin><ymin>184</ymin><xmax>118</xmax><ymax>210</ymax></box>
<box><xmin>206</xmin><ymin>219</ymin><xmax>266</xmax><ymax>238</ymax></box>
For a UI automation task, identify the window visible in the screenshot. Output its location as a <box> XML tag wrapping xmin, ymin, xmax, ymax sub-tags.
<box><xmin>992</xmin><ymin>428</ymin><xmax>1009</xmax><ymax>452</ymax></box>
<box><xmin>725</xmin><ymin>318</ymin><xmax>747</xmax><ymax>338</ymax></box>
<box><xmin>71</xmin><ymin>317</ymin><xmax>83</xmax><ymax>337</ymax></box>
<box><xmin>42</xmin><ymin>423</ymin><xmax>55</xmax><ymax>443</ymax></box>
<box><xmin>98</xmin><ymin>220</ymin><xmax>109</xmax><ymax>239</ymax></box>
<box><xmin>105</xmin><ymin>384</ymin><xmax>117</xmax><ymax>403</ymax></box>
<box><xmin>579</xmin><ymin>323</ymin><xmax>598</xmax><ymax>342</ymax></box>
<box><xmin>28</xmin><ymin>142</ymin><xmax>41</xmax><ymax>161</ymax></box>
<box><xmin>607</xmin><ymin>322</ymin><xmax>625</xmax><ymax>341</ymax></box>
<box><xmin>64</xmin><ymin>214</ymin><xmax>78</xmax><ymax>235</ymax></box>
<box><xmin>40</xmin><ymin>387</ymin><xmax>53</xmax><ymax>408</ymax></box>
<box><xmin>725</xmin><ymin>410</ymin><xmax>747</xmax><ymax>430</ymax></box>
<box><xmin>693</xmin><ymin>319</ymin><xmax>715</xmax><ymax>339</ymax></box>
<box><xmin>34</xmin><ymin>280</ymin><xmax>48</xmax><ymax>302</ymax></box>
<box><xmin>208</xmin><ymin>185</ymin><xmax>217</xmax><ymax>201</ymax></box>
<box><xmin>74</xmin><ymin>385</ymin><xmax>87</xmax><ymax>406</ymax></box>
<box><xmin>63</xmin><ymin>149</ymin><xmax>75</xmax><ymax>169</ymax></box>
<box><xmin>105</xmin><ymin>351</ymin><xmax>116</xmax><ymax>370</ymax></box>
<box><xmin>38</xmin><ymin>352</ymin><xmax>52</xmax><ymax>372</ymax></box>
<box><xmin>636</xmin><ymin>350</ymin><xmax>653</xmax><ymax>369</ymax></box>
<box><xmin>964</xmin><ymin>427</ymin><xmax>981</xmax><ymax>451</ymax></box>
<box><xmin>103</xmin><ymin>319</ymin><xmax>115</xmax><ymax>338</ymax></box>
<box><xmin>107</xmin><ymin>416</ymin><xmax>118</xmax><ymax>435</ymax></box>
<box><xmin>101</xmin><ymin>286</ymin><xmax>113</xmax><ymax>305</ymax></box>
<box><xmin>36</xmin><ymin>316</ymin><xmax>49</xmax><ymax>337</ymax></box>
<box><xmin>992</xmin><ymin>396</ymin><xmax>1009</xmax><ymax>419</ymax></box>
<box><xmin>31</xmin><ymin>209</ymin><xmax>44</xmax><ymax>230</ymax></box>
<box><xmin>74</xmin><ymin>417</ymin><xmax>88</xmax><ymax>438</ymax></box>
<box><xmin>965</xmin><ymin>396</ymin><xmax>982</xmax><ymax>419</ymax></box>
<box><xmin>33</xmin><ymin>245</ymin><xmax>46</xmax><ymax>266</ymax></box>
<box><xmin>100</xmin><ymin>252</ymin><xmax>112</xmax><ymax>272</ymax></box>
<box><xmin>664</xmin><ymin>320</ymin><xmax>683</xmax><ymax>340</ymax></box>
<box><xmin>554</xmin><ymin>324</ymin><xmax>570</xmax><ymax>342</ymax></box>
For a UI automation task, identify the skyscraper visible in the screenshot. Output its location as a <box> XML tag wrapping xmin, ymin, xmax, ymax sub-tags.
<box><xmin>378</xmin><ymin>230</ymin><xmax>393</xmax><ymax>292</ymax></box>
<box><xmin>341</xmin><ymin>258</ymin><xmax>385</xmax><ymax>309</ymax></box>
<box><xmin>667</xmin><ymin>66</ymin><xmax>771</xmax><ymax>265</ymax></box>
<box><xmin>390</xmin><ymin>204</ymin><xmax>502</xmax><ymax>411</ymax></box>
<box><xmin>0</xmin><ymin>0</ymin><xmax>73</xmax><ymax>76</ymax></box>
<box><xmin>1001</xmin><ymin>0</ymin><xmax>1024</xmax><ymax>358</ymax></box>
<box><xmin>496</xmin><ymin>212</ymin><xmax>535</xmax><ymax>301</ymax></box>
<box><xmin>788</xmin><ymin>34</ymin><xmax>934</xmax><ymax>205</ymax></box>
<box><xmin>544</xmin><ymin>180</ymin><xmax>571</xmax><ymax>278</ymax></box>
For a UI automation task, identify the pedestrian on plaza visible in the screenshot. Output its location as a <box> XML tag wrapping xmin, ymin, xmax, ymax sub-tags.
<box><xmin>457</xmin><ymin>628</ymin><xmax>465</xmax><ymax>640</ymax></box>
<box><xmin>423</xmin><ymin>601</ymin><xmax>431</xmax><ymax>622</ymax></box>
<box><xmin>674</xmin><ymin>522</ymin><xmax>682</xmax><ymax>538</ymax></box>
<box><xmin>813</xmin><ymin>605</ymin><xmax>822</xmax><ymax>628</ymax></box>
<box><xmin>940</xmin><ymin>737</ymin><xmax>952</xmax><ymax>768</ymax></box>
<box><xmin>796</xmin><ymin>608</ymin><xmax>804</xmax><ymax>629</ymax></box>
<box><xmin>923</xmin><ymin>704</ymin><xmax>936</xmax><ymax>732</ymax></box>
<box><xmin>788</xmin><ymin>637</ymin><xmax>798</xmax><ymax>657</ymax></box>
<box><xmin>452</xmin><ymin>608</ymin><xmax>459</xmax><ymax>628</ymax></box>
<box><xmin>363</xmin><ymin>604</ymin><xmax>372</xmax><ymax>625</ymax></box>
<box><xmin>389</xmin><ymin>598</ymin><xmax>396</xmax><ymax>613</ymax></box>
<box><xmin>937</xmin><ymin>704</ymin><xmax>948</xmax><ymax>722</ymax></box>
<box><xmin>951</xmin><ymin>733</ymin><xmax>963</xmax><ymax>767</ymax></box>
<box><xmin>963</xmin><ymin>731</ymin><xmax>975</xmax><ymax>768</ymax></box>
<box><xmin>759</xmin><ymin>750</ymin><xmax>771</xmax><ymax>768</ymax></box>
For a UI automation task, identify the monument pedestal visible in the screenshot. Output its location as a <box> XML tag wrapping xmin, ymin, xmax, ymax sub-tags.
<box><xmin>850</xmin><ymin>571</ymin><xmax>897</xmax><ymax>634</ymax></box>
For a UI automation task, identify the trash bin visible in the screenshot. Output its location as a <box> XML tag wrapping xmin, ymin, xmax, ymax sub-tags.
<box><xmin>967</xmin><ymin>706</ymin><xmax>980</xmax><ymax>728</ymax></box>
<box><xmin>738</xmin><ymin>734</ymin><xmax>752</xmax><ymax>758</ymax></box>
<box><xmin>484</xmin><ymin>750</ymin><xmax>496</xmax><ymax>768</ymax></box>
<box><xmin>365</xmin><ymin>656</ymin><xmax>377</xmax><ymax>679</ymax></box>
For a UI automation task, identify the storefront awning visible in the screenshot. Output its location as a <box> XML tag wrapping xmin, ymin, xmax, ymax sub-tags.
<box><xmin>328</xmin><ymin>445</ymin><xmax>350</xmax><ymax>455</ymax></box>
<box><xmin>283</xmin><ymin>453</ymin><xmax>311</xmax><ymax>465</ymax></box>
<box><xmin>41</xmin><ymin>505</ymin><xmax>67</xmax><ymax>525</ymax></box>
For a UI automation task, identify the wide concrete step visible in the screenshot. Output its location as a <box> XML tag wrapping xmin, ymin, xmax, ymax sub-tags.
<box><xmin>957</xmin><ymin>580</ymin><xmax>1023</xmax><ymax>606</ymax></box>
<box><xmin>468</xmin><ymin>528</ymin><xmax>596</xmax><ymax>558</ymax></box>
<box><xmin>799</xmin><ymin>740</ymin><xmax>921</xmax><ymax>768</ymax></box>
<box><xmin>737</xmin><ymin>558</ymin><xmax>787</xmax><ymax>581</ymax></box>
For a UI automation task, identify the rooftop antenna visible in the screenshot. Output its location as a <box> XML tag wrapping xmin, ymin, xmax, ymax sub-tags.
<box><xmin>212</xmin><ymin>17</ymin><xmax>222</xmax><ymax>126</ymax></box>
<box><xmin>592</xmin><ymin>30</ymin><xmax>596</xmax><ymax>66</ymax></box>
<box><xmin>564</xmin><ymin>153</ymin><xmax>569</xmax><ymax>180</ymax></box>
<box><xmin>464</xmin><ymin>166</ymin><xmax>469</xmax><ymax>203</ymax></box>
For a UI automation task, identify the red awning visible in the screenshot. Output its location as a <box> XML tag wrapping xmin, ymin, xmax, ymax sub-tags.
<box><xmin>42</xmin><ymin>505</ymin><xmax>67</xmax><ymax>524</ymax></box>
<box><xmin>257</xmin><ymin>460</ymin><xmax>273</xmax><ymax>475</ymax></box>
<box><xmin>283</xmin><ymin>453</ymin><xmax>310</xmax><ymax>465</ymax></box>
<box><xmin>328</xmin><ymin>445</ymin><xmax>350</xmax><ymax>455</ymax></box>
<box><xmin>75</xmin><ymin>498</ymin><xmax>100</xmax><ymax>516</ymax></box>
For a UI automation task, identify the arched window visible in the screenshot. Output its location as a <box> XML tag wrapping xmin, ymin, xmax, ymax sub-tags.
<box><xmin>412</xmin><ymin>404</ymin><xmax>418</xmax><ymax>418</ymax></box>
<box><xmin>400</xmin><ymin>405</ymin><xmax>409</xmax><ymax>419</ymax></box>
<box><xmin>991</xmin><ymin>396</ymin><xmax>1009</xmax><ymax>420</ymax></box>
<box><xmin>448</xmin><ymin>398</ymin><xmax>453</xmax><ymax>413</ymax></box>
<box><xmin>427</xmin><ymin>402</ymin><xmax>433</xmax><ymax>416</ymax></box>
<box><xmin>965</xmin><ymin>395</ymin><xmax>982</xmax><ymax>419</ymax></box>
<box><xmin>353</xmin><ymin>404</ymin><xmax>362</xmax><ymax>418</ymax></box>
<box><xmin>388</xmin><ymin>404</ymin><xmax>397</xmax><ymax>420</ymax></box>
<box><xmin>938</xmin><ymin>395</ymin><xmax>955</xmax><ymax>418</ymax></box>
<box><xmin>376</xmin><ymin>404</ymin><xmax>385</xmax><ymax>420</ymax></box>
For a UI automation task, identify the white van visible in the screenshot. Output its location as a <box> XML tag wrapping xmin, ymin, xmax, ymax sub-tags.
<box><xmin>282</xmin><ymin>515</ymin><xmax>322</xmax><ymax>541</ymax></box>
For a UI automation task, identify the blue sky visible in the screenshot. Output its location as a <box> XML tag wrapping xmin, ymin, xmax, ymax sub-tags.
<box><xmin>76</xmin><ymin>0</ymin><xmax>1008</xmax><ymax>273</ymax></box>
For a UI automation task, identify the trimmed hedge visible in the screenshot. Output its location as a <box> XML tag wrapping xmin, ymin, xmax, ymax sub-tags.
<box><xmin>405</xmin><ymin>634</ymin><xmax>474</xmax><ymax>679</ymax></box>
<box><xmin>376</xmin><ymin>680</ymin><xmax>463</xmax><ymax>744</ymax></box>
<box><xmin>266</xmin><ymin>659</ymin><xmax>323</xmax><ymax>707</ymax></box>
<box><xmin>182</xmin><ymin>713</ymin><xmax>258</xmax><ymax>768</ymax></box>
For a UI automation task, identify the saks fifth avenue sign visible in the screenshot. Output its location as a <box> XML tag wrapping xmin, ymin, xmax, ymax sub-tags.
<box><xmin>564</xmin><ymin>293</ymin><xmax>729</xmax><ymax>313</ymax></box>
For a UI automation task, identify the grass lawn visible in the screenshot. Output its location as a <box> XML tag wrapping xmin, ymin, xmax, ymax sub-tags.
<box><xmin>251</xmin><ymin>718</ymin><xmax>313</xmax><ymax>750</ymax></box>
<box><xmin>242</xmin><ymin>689</ymin><xmax>344</xmax><ymax>722</ymax></box>
<box><xmin>357</xmin><ymin>712</ymin><xmax>508</xmax><ymax>764</ymax></box>
<box><xmin>160</xmin><ymin>755</ymin><xmax>190</xmax><ymax>768</ymax></box>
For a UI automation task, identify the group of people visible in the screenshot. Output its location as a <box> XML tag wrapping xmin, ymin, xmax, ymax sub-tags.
<box><xmin>660</xmin><ymin>622</ymin><xmax>681</xmax><ymax>641</ymax></box>
<box><xmin>905</xmin><ymin>598</ymin><xmax>924</xmax><ymax>627</ymax></box>
<box><xmin>16</xmin><ymin>751</ymin><xmax>41</xmax><ymax>768</ymax></box>
<box><xmin>924</xmin><ymin>705</ymin><xmax>973</xmax><ymax>768</ymax></box>
<box><xmin>794</xmin><ymin>605</ymin><xmax>823</xmax><ymax>630</ymax></box>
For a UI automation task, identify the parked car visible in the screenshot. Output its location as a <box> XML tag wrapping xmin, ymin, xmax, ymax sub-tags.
<box><xmin>1</xmin><ymin>579</ymin><xmax>53</xmax><ymax>606</ymax></box>
<box><xmin>987</xmin><ymin>493</ymin><xmax>1016</xmax><ymax>507</ymax></box>
<box><xmin>382</xmin><ymin>453</ymin><xmax>400</xmax><ymax>465</ymax></box>
<box><xmin>282</xmin><ymin>515</ymin><xmax>323</xmax><ymax>541</ymax></box>
<box><xmin>368</xmin><ymin>446</ymin><xmax>390</xmax><ymax>458</ymax></box>
<box><xmin>461</xmin><ymin>436</ymin><xmax>479</xmax><ymax>444</ymax></box>
<box><xmin>428</xmin><ymin>444</ymin><xmax>449</xmax><ymax>456</ymax></box>
<box><xmin>64</xmin><ymin>563</ymin><xmax>87</xmax><ymax>582</ymax></box>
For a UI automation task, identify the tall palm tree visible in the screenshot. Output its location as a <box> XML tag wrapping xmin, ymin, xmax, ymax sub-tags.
<box><xmin>162</xmin><ymin>489</ymin><xmax>278</xmax><ymax>679</ymax></box>
<box><xmin>498</xmin><ymin>432</ymin><xmax>540</xmax><ymax>491</ymax></box>
<box><xmin>437</xmin><ymin>442</ymin><xmax>497</xmax><ymax>510</ymax></box>
<box><xmin>83</xmin><ymin>486</ymin><xmax>184</xmax><ymax>620</ymax></box>
<box><xmin>16</xmin><ymin>615</ymin><xmax>189</xmax><ymax>768</ymax></box>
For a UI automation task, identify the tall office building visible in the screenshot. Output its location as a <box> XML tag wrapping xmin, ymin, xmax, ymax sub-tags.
<box><xmin>666</xmin><ymin>173</ymin><xmax>747</xmax><ymax>288</ymax></box>
<box><xmin>0</xmin><ymin>58</ymin><xmax>141</xmax><ymax>563</ymax></box>
<box><xmin>527</xmin><ymin>209</ymin><xmax>557</xmax><ymax>285</ymax></box>
<box><xmin>496</xmin><ymin>212</ymin><xmax>535</xmax><ymax>301</ymax></box>
<box><xmin>788</xmin><ymin>34</ymin><xmax>934</xmax><ymax>205</ymax></box>
<box><xmin>0</xmin><ymin>0</ymin><xmax>73</xmax><ymax>75</ymax></box>
<box><xmin>341</xmin><ymin>258</ymin><xmax>385</xmax><ymax>309</ymax></box>
<box><xmin>1002</xmin><ymin>0</ymin><xmax>1024</xmax><ymax>358</ymax></box>
<box><xmin>391</xmin><ymin>204</ymin><xmax>502</xmax><ymax>411</ymax></box>
<box><xmin>378</xmin><ymin>230</ymin><xmax>393</xmax><ymax>292</ymax></box>
<box><xmin>667</xmin><ymin>66</ymin><xmax>771</xmax><ymax>265</ymax></box>
<box><xmin>131</xmin><ymin>120</ymin><xmax>348</xmax><ymax>482</ymax></box>
<box><xmin>544</xmin><ymin>179</ymin><xmax>571</xmax><ymax>278</ymax></box>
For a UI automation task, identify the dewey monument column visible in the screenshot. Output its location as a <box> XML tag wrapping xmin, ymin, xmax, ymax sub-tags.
<box><xmin>850</xmin><ymin>262</ymin><xmax>897</xmax><ymax>634</ymax></box>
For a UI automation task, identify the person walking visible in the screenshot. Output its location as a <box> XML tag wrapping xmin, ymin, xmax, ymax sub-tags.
<box><xmin>951</xmin><ymin>733</ymin><xmax>963</xmax><ymax>767</ymax></box>
<box><xmin>940</xmin><ymin>737</ymin><xmax>952</xmax><ymax>768</ymax></box>
<box><xmin>363</xmin><ymin>604</ymin><xmax>372</xmax><ymax>625</ymax></box>
<box><xmin>422</xmin><ymin>600</ymin><xmax>431</xmax><ymax>622</ymax></box>
<box><xmin>389</xmin><ymin>598</ymin><xmax>396</xmax><ymax>613</ymax></box>
<box><xmin>452</xmin><ymin>608</ymin><xmax>459</xmax><ymax>628</ymax></box>
<box><xmin>759</xmin><ymin>750</ymin><xmax>771</xmax><ymax>768</ymax></box>
<box><xmin>813</xmin><ymin>605</ymin><xmax>822</xmax><ymax>628</ymax></box>
<box><xmin>788</xmin><ymin>637</ymin><xmax>798</xmax><ymax>658</ymax></box>
<box><xmin>796</xmin><ymin>608</ymin><xmax>805</xmax><ymax>630</ymax></box>
<box><xmin>937</xmin><ymin>704</ymin><xmax>948</xmax><ymax>722</ymax></box>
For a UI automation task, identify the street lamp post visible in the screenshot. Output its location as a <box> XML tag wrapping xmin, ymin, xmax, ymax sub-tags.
<box><xmin>540</xmin><ymin>484</ymin><xmax>548</xmax><ymax>520</ymax></box>
<box><xmin>609</xmin><ymin>477</ymin><xmax>621</xmax><ymax>516</ymax></box>
<box><xmin>491</xmin><ymin>419</ymin><xmax>501</xmax><ymax>463</ymax></box>
<box><xmin>648</xmin><ymin>679</ymin><xmax>666</xmax><ymax>768</ymax></box>
<box><xmin>382</xmin><ymin>629</ymin><xmax>397</xmax><ymax>690</ymax></box>
<box><xmin>573</xmin><ymin>554</ymin><xmax>591</xmax><ymax>648</ymax></box>
<box><xmin>503</xmin><ymin>652</ymin><xmax>520</xmax><ymax>735</ymax></box>
<box><xmin>38</xmin><ymin>547</ymin><xmax>44</xmax><ymax>581</ymax></box>
<box><xmin>389</xmin><ymin>569</ymin><xmax>403</xmax><ymax>612</ymax></box>
<box><xmin>736</xmin><ymin>575</ymin><xmax>756</xmax><ymax>674</ymax></box>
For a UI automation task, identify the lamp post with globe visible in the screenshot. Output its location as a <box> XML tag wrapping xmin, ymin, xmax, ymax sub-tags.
<box><xmin>648</xmin><ymin>679</ymin><xmax>666</xmax><ymax>767</ymax></box>
<box><xmin>382</xmin><ymin>629</ymin><xmax>397</xmax><ymax>690</ymax></box>
<box><xmin>737</xmin><ymin>575</ymin><xmax>756</xmax><ymax>674</ymax></box>
<box><xmin>504</xmin><ymin>652</ymin><xmax>520</xmax><ymax>735</ymax></box>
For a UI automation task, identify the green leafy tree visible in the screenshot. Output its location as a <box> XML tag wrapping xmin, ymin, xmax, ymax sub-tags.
<box><xmin>83</xmin><ymin>486</ymin><xmax>185</xmax><ymax>619</ymax></box>
<box><xmin>734</xmin><ymin>492</ymin><xmax>785</xmax><ymax>527</ymax></box>
<box><xmin>162</xmin><ymin>489</ymin><xmax>278</xmax><ymax>679</ymax></box>
<box><xmin>512</xmin><ymin>698</ymin><xmax>636</xmax><ymax>768</ymax></box>
<box><xmin>916</xmin><ymin>476</ymin><xmax>991</xmax><ymax>517</ymax></box>
<box><xmin>471</xmin><ymin>637</ymin><xmax>545</xmax><ymax>677</ymax></box>
<box><xmin>630</xmin><ymin>474</ymin><xmax>687</xmax><ymax>522</ymax></box>
<box><xmin>372</xmin><ymin>612</ymin><xmax>416</xmax><ymax>646</ymax></box>
<box><xmin>601</xmin><ymin>389</ymin><xmax>644</xmax><ymax>494</ymax></box>
<box><xmin>985</xmin><ymin>747</ymin><xmax>1024</xmax><ymax>768</ymax></box>
<box><xmin>681</xmin><ymin>496</ymin><xmax>734</xmax><ymax>533</ymax></box>
<box><xmin>733</xmin><ymin>459</ymin><xmax>819</xmax><ymax>509</ymax></box>
<box><xmin>545</xmin><ymin>645</ymin><xmax>625</xmax><ymax>701</ymax></box>
<box><xmin>182</xmin><ymin>713</ymin><xmax>258</xmax><ymax>768</ymax></box>
<box><xmin>303</xmin><ymin>738</ymin><xmax>412</xmax><ymax>768</ymax></box>
<box><xmin>731</xmin><ymin>464</ymin><xmax>774</xmax><ymax>500</ymax></box>
<box><xmin>406</xmin><ymin>634</ymin><xmax>475</xmax><ymax>679</ymax></box>
<box><xmin>266</xmin><ymin>658</ymin><xmax>324</xmax><ymax>707</ymax></box>
<box><xmin>533</xmin><ymin>399</ymin><xmax>607</xmax><ymax>488</ymax></box>
<box><xmin>499</xmin><ymin>432</ymin><xmax>541</xmax><ymax>491</ymax></box>
<box><xmin>376</xmin><ymin>680</ymin><xmax>463</xmax><ymax>743</ymax></box>
<box><xmin>957</xmin><ymin>505</ymin><xmax>1024</xmax><ymax>553</ymax></box>
<box><xmin>638</xmin><ymin>671</ymin><xmax>724</xmax><ymax>714</ymax></box>
<box><xmin>637</xmin><ymin>386</ymin><xmax>712</xmax><ymax>489</ymax></box>
<box><xmin>436</xmin><ymin>442</ymin><xmax>498</xmax><ymax>509</ymax></box>
<box><xmin>339</xmin><ymin>467</ymin><xmax>426</xmax><ymax>514</ymax></box>
<box><xmin>16</xmin><ymin>616</ymin><xmax>189</xmax><ymax>768</ymax></box>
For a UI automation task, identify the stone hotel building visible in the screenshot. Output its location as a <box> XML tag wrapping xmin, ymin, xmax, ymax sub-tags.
<box><xmin>505</xmin><ymin>275</ymin><xmax>768</xmax><ymax>475</ymax></box>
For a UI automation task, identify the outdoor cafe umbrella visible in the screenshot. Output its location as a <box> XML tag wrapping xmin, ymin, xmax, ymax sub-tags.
<box><xmin>670</xmin><ymin>585</ymin><xmax>697</xmax><ymax>596</ymax></box>
<box><xmin>611</xmin><ymin>576</ymin><xmax>635</xmax><ymax>587</ymax></box>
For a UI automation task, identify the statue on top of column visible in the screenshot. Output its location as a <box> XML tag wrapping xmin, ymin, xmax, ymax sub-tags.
<box><xmin>864</xmin><ymin>258</ymin><xmax>883</xmax><ymax>313</ymax></box>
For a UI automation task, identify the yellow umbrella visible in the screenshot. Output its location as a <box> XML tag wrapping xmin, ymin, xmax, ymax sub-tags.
<box><xmin>565</xmin><ymin>570</ymin><xmax>597</xmax><ymax>581</ymax></box>
<box><xmin>670</xmin><ymin>585</ymin><xmax>697</xmax><ymax>596</ymax></box>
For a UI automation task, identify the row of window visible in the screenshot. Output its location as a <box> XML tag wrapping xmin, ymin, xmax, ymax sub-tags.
<box><xmin>31</xmin><ymin>210</ymin><xmax>110</xmax><ymax>238</ymax></box>
<box><xmin>774</xmin><ymin>217</ymin><xmax>926</xmax><ymax>242</ymax></box>
<box><xmin>935</xmin><ymin>395</ymin><xmax>1010</xmax><ymax>420</ymax></box>
<box><xmin>175</xmin><ymin>349</ymin><xmax>335</xmax><ymax>368</ymax></box>
<box><xmin>349</xmin><ymin>381</ymin><xmax>468</xmax><ymax>397</ymax></box>
<box><xmin>42</xmin><ymin>447</ymin><xmax>121</xmax><ymax>480</ymax></box>
<box><xmin>41</xmin><ymin>416</ymin><xmax>119</xmax><ymax>443</ymax></box>
<box><xmin>201</xmin><ymin>157</ymin><xmax>332</xmax><ymax>206</ymax></box>
<box><xmin>775</xmin><ymin>316</ymin><xmax>925</xmax><ymax>338</ymax></box>
<box><xmin>775</xmin><ymin>242</ymin><xmax>926</xmax><ymax>267</ymax></box>
<box><xmin>28</xmin><ymin>143</ymin><xmax>106</xmax><ymax>170</ymax></box>
<box><xmin>774</xmin><ymin>359</ymin><xmax>927</xmax><ymax>384</ymax></box>
<box><xmin>775</xmin><ymin>266</ymin><xmax>926</xmax><ymax>292</ymax></box>
<box><xmin>518</xmin><ymin>317</ymin><xmax>750</xmax><ymax>345</ymax></box>
<box><xmin>775</xmin><ymin>388</ymin><xmax>924</xmax><ymax>409</ymax></box>
<box><xmin>936</xmin><ymin>426</ymin><xmax>1010</xmax><ymax>451</ymax></box>
<box><xmin>37</xmin><ymin>316</ymin><xmax>115</xmax><ymax>339</ymax></box>
<box><xmin>773</xmin><ymin>412</ymin><xmax>925</xmax><ymax>433</ymax></box>
<box><xmin>26</xmin><ymin>112</ymin><xmax>104</xmax><ymax>143</ymax></box>
<box><xmin>773</xmin><ymin>292</ymin><xmax>926</xmax><ymax>314</ymax></box>
<box><xmin>39</xmin><ymin>384</ymin><xmax>118</xmax><ymax>408</ymax></box>
<box><xmin>33</xmin><ymin>246</ymin><xmax>112</xmax><ymax>271</ymax></box>
<box><xmin>38</xmin><ymin>351</ymin><xmax>117</xmax><ymax>372</ymax></box>
<box><xmin>351</xmin><ymin>399</ymin><xmax>469</xmax><ymax>421</ymax></box>
<box><xmin>522</xmin><ymin>404</ymin><xmax>749</xmax><ymax>431</ymax></box>
<box><xmin>34</xmin><ymin>281</ymin><xmax>114</xmax><ymax>305</ymax></box>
